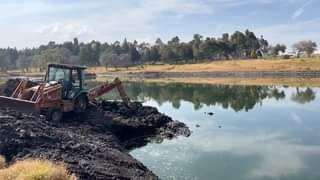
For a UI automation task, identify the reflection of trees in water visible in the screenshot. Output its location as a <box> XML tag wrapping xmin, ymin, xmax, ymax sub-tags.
<box><xmin>88</xmin><ymin>81</ymin><xmax>316</xmax><ymax>111</ymax></box>
<box><xmin>124</xmin><ymin>82</ymin><xmax>287</xmax><ymax>112</ymax></box>
<box><xmin>291</xmin><ymin>88</ymin><xmax>316</xmax><ymax>104</ymax></box>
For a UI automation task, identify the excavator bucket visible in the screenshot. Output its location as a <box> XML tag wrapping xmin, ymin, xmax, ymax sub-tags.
<box><xmin>0</xmin><ymin>79</ymin><xmax>43</xmax><ymax>115</ymax></box>
<box><xmin>88</xmin><ymin>77</ymin><xmax>131</xmax><ymax>107</ymax></box>
<box><xmin>0</xmin><ymin>96</ymin><xmax>40</xmax><ymax>114</ymax></box>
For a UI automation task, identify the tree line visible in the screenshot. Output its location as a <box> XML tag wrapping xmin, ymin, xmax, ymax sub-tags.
<box><xmin>0</xmin><ymin>29</ymin><xmax>317</xmax><ymax>71</ymax></box>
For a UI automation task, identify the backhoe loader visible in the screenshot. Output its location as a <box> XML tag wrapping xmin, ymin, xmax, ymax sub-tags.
<box><xmin>0</xmin><ymin>63</ymin><xmax>131</xmax><ymax>122</ymax></box>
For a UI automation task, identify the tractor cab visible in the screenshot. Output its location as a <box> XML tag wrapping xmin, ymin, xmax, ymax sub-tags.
<box><xmin>46</xmin><ymin>63</ymin><xmax>87</xmax><ymax>100</ymax></box>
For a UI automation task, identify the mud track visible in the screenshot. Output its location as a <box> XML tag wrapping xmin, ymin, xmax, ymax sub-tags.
<box><xmin>0</xmin><ymin>80</ymin><xmax>191</xmax><ymax>179</ymax></box>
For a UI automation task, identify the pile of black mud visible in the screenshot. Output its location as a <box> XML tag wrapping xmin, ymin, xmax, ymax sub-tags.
<box><xmin>0</xmin><ymin>98</ymin><xmax>191</xmax><ymax>179</ymax></box>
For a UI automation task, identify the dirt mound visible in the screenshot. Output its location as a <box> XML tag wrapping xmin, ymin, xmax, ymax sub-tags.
<box><xmin>0</xmin><ymin>101</ymin><xmax>191</xmax><ymax>179</ymax></box>
<box><xmin>99</xmin><ymin>101</ymin><xmax>190</xmax><ymax>141</ymax></box>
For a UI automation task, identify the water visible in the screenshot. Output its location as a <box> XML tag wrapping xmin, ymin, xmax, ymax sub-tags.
<box><xmin>109</xmin><ymin>81</ymin><xmax>320</xmax><ymax>180</ymax></box>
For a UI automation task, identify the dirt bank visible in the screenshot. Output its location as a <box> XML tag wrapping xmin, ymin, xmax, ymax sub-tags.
<box><xmin>100</xmin><ymin>70</ymin><xmax>320</xmax><ymax>79</ymax></box>
<box><xmin>0</xmin><ymin>100</ymin><xmax>190</xmax><ymax>179</ymax></box>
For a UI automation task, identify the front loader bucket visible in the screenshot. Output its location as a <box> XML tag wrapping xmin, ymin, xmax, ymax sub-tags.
<box><xmin>0</xmin><ymin>96</ymin><xmax>40</xmax><ymax>114</ymax></box>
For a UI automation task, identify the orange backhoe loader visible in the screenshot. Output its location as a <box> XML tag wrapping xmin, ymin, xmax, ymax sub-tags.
<box><xmin>0</xmin><ymin>63</ymin><xmax>131</xmax><ymax>122</ymax></box>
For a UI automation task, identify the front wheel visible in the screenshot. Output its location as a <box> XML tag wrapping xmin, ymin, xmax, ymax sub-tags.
<box><xmin>74</xmin><ymin>95</ymin><xmax>88</xmax><ymax>113</ymax></box>
<box><xmin>49</xmin><ymin>109</ymin><xmax>63</xmax><ymax>122</ymax></box>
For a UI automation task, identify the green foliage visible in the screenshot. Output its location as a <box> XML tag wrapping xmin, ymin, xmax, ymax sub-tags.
<box><xmin>0</xmin><ymin>30</ymin><xmax>283</xmax><ymax>70</ymax></box>
<box><xmin>250</xmin><ymin>50</ymin><xmax>257</xmax><ymax>59</ymax></box>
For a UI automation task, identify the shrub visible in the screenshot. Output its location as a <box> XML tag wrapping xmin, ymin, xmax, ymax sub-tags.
<box><xmin>0</xmin><ymin>159</ymin><xmax>76</xmax><ymax>180</ymax></box>
<box><xmin>0</xmin><ymin>155</ymin><xmax>6</xmax><ymax>169</ymax></box>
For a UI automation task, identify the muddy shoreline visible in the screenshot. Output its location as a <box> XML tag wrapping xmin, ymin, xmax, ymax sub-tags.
<box><xmin>99</xmin><ymin>70</ymin><xmax>320</xmax><ymax>79</ymax></box>
<box><xmin>0</xmin><ymin>100</ymin><xmax>190</xmax><ymax>179</ymax></box>
<box><xmin>3</xmin><ymin>70</ymin><xmax>320</xmax><ymax>81</ymax></box>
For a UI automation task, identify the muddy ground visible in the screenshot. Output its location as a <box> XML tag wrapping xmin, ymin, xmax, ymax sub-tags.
<box><xmin>0</xmin><ymin>80</ymin><xmax>191</xmax><ymax>180</ymax></box>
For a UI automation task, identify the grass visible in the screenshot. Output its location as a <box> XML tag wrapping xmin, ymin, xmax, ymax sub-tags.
<box><xmin>88</xmin><ymin>57</ymin><xmax>320</xmax><ymax>73</ymax></box>
<box><xmin>2</xmin><ymin>57</ymin><xmax>320</xmax><ymax>76</ymax></box>
<box><xmin>0</xmin><ymin>157</ymin><xmax>76</xmax><ymax>180</ymax></box>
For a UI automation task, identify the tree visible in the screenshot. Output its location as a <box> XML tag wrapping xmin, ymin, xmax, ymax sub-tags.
<box><xmin>155</xmin><ymin>38</ymin><xmax>164</xmax><ymax>48</ymax></box>
<box><xmin>99</xmin><ymin>48</ymin><xmax>119</xmax><ymax>69</ymax></box>
<box><xmin>259</xmin><ymin>35</ymin><xmax>269</xmax><ymax>56</ymax></box>
<box><xmin>128</xmin><ymin>44</ymin><xmax>140</xmax><ymax>64</ymax></box>
<box><xmin>122</xmin><ymin>38</ymin><xmax>129</xmax><ymax>53</ymax></box>
<box><xmin>244</xmin><ymin>30</ymin><xmax>260</xmax><ymax>57</ymax></box>
<box><xmin>191</xmin><ymin>34</ymin><xmax>204</xmax><ymax>60</ymax></box>
<box><xmin>16</xmin><ymin>55</ymin><xmax>33</xmax><ymax>72</ymax></box>
<box><xmin>140</xmin><ymin>47</ymin><xmax>151</xmax><ymax>63</ymax></box>
<box><xmin>230</xmin><ymin>31</ymin><xmax>246</xmax><ymax>58</ymax></box>
<box><xmin>79</xmin><ymin>45</ymin><xmax>92</xmax><ymax>65</ymax></box>
<box><xmin>73</xmin><ymin>38</ymin><xmax>80</xmax><ymax>55</ymax></box>
<box><xmin>293</xmin><ymin>40</ymin><xmax>317</xmax><ymax>57</ymax></box>
<box><xmin>33</xmin><ymin>48</ymin><xmax>72</xmax><ymax>70</ymax></box>
<box><xmin>90</xmin><ymin>41</ymin><xmax>101</xmax><ymax>66</ymax></box>
<box><xmin>150</xmin><ymin>46</ymin><xmax>161</xmax><ymax>63</ymax></box>
<box><xmin>178</xmin><ymin>43</ymin><xmax>193</xmax><ymax>62</ymax></box>
<box><xmin>0</xmin><ymin>30</ymin><xmax>277</xmax><ymax>70</ymax></box>
<box><xmin>160</xmin><ymin>47</ymin><xmax>177</xmax><ymax>63</ymax></box>
<box><xmin>270</xmin><ymin>44</ymin><xmax>286</xmax><ymax>56</ymax></box>
<box><xmin>118</xmin><ymin>53</ymin><xmax>132</xmax><ymax>68</ymax></box>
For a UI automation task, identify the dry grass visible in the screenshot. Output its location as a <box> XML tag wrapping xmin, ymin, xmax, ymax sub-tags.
<box><xmin>3</xmin><ymin>57</ymin><xmax>320</xmax><ymax>76</ymax></box>
<box><xmin>0</xmin><ymin>159</ymin><xmax>76</xmax><ymax>180</ymax></box>
<box><xmin>0</xmin><ymin>156</ymin><xmax>5</xmax><ymax>169</ymax></box>
<box><xmin>125</xmin><ymin>77</ymin><xmax>320</xmax><ymax>87</ymax></box>
<box><xmin>88</xmin><ymin>57</ymin><xmax>320</xmax><ymax>73</ymax></box>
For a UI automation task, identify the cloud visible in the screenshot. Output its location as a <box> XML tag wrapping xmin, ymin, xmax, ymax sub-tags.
<box><xmin>292</xmin><ymin>0</ymin><xmax>314</xmax><ymax>20</ymax></box>
<box><xmin>254</xmin><ymin>18</ymin><xmax>320</xmax><ymax>48</ymax></box>
<box><xmin>0</xmin><ymin>0</ymin><xmax>318</xmax><ymax>48</ymax></box>
<box><xmin>37</xmin><ymin>23</ymin><xmax>92</xmax><ymax>38</ymax></box>
<box><xmin>34</xmin><ymin>23</ymin><xmax>93</xmax><ymax>43</ymax></box>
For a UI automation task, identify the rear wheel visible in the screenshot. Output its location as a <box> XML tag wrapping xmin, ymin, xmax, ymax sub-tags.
<box><xmin>49</xmin><ymin>109</ymin><xmax>63</xmax><ymax>122</ymax></box>
<box><xmin>75</xmin><ymin>95</ymin><xmax>88</xmax><ymax>113</ymax></box>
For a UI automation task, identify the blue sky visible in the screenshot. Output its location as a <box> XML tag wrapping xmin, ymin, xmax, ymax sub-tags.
<box><xmin>0</xmin><ymin>0</ymin><xmax>319</xmax><ymax>50</ymax></box>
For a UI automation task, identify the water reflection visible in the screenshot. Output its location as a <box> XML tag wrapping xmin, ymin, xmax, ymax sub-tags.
<box><xmin>93</xmin><ymin>81</ymin><xmax>316</xmax><ymax>112</ymax></box>
<box><xmin>122</xmin><ymin>82</ymin><xmax>320</xmax><ymax>180</ymax></box>
<box><xmin>291</xmin><ymin>88</ymin><xmax>316</xmax><ymax>104</ymax></box>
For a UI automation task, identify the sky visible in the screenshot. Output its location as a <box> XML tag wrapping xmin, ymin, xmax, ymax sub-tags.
<box><xmin>0</xmin><ymin>0</ymin><xmax>319</xmax><ymax>50</ymax></box>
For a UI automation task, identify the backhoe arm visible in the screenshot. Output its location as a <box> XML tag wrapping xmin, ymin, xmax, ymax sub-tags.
<box><xmin>88</xmin><ymin>78</ymin><xmax>131</xmax><ymax>106</ymax></box>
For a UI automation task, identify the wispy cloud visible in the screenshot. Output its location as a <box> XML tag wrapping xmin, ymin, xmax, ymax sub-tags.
<box><xmin>292</xmin><ymin>0</ymin><xmax>313</xmax><ymax>20</ymax></box>
<box><xmin>255</xmin><ymin>18</ymin><xmax>320</xmax><ymax>48</ymax></box>
<box><xmin>36</xmin><ymin>23</ymin><xmax>92</xmax><ymax>40</ymax></box>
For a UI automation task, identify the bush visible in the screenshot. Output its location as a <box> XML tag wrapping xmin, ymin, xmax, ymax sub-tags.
<box><xmin>0</xmin><ymin>155</ymin><xmax>6</xmax><ymax>169</ymax></box>
<box><xmin>0</xmin><ymin>159</ymin><xmax>76</xmax><ymax>180</ymax></box>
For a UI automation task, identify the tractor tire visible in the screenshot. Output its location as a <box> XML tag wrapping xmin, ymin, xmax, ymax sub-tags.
<box><xmin>49</xmin><ymin>109</ymin><xmax>63</xmax><ymax>122</ymax></box>
<box><xmin>74</xmin><ymin>95</ymin><xmax>88</xmax><ymax>113</ymax></box>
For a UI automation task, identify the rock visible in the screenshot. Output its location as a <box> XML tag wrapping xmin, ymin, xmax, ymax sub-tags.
<box><xmin>207</xmin><ymin>112</ymin><xmax>214</xmax><ymax>116</ymax></box>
